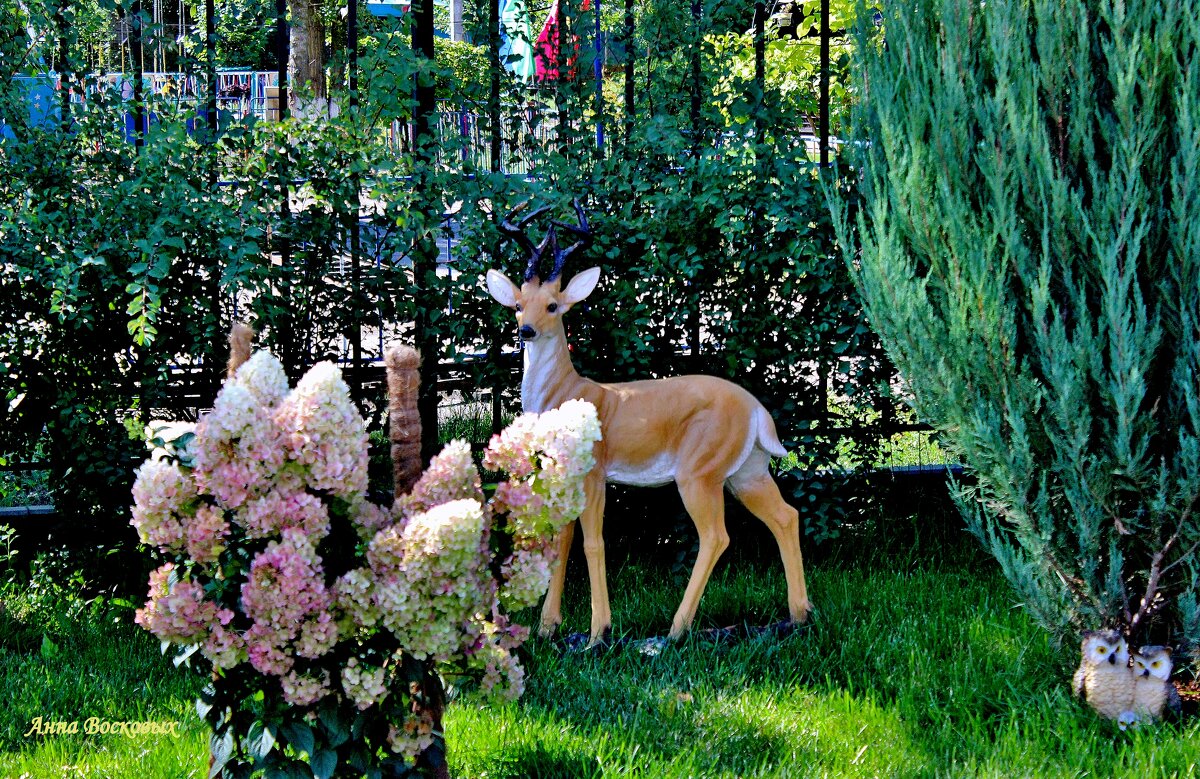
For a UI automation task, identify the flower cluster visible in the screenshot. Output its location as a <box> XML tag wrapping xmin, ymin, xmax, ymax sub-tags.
<box><xmin>130</xmin><ymin>460</ymin><xmax>195</xmax><ymax>553</ymax></box>
<box><xmin>134</xmin><ymin>563</ymin><xmax>225</xmax><ymax>644</ymax></box>
<box><xmin>484</xmin><ymin>398</ymin><xmax>601</xmax><ymax>541</ymax></box>
<box><xmin>240</xmin><ymin>529</ymin><xmax>337</xmax><ymax>675</ymax></box>
<box><xmin>131</xmin><ymin>347</ymin><xmax>601</xmax><ymax>774</ymax></box>
<box><xmin>274</xmin><ymin>362</ymin><xmax>369</xmax><ymax>499</ymax></box>
<box><xmin>342</xmin><ymin>657</ymin><xmax>389</xmax><ymax>710</ymax></box>
<box><xmin>485</xmin><ymin>398</ymin><xmax>602</xmax><ymax>611</ymax></box>
<box><xmin>370</xmin><ymin>499</ymin><xmax>490</xmax><ymax>660</ymax></box>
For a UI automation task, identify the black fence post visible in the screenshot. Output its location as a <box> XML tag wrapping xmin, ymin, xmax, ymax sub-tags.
<box><xmin>206</xmin><ymin>0</ymin><xmax>222</xmax><ymax>394</ymax></box>
<box><xmin>348</xmin><ymin>0</ymin><xmax>362</xmax><ymax>399</ymax></box>
<box><xmin>593</xmin><ymin>0</ymin><xmax>603</xmax><ymax>159</ymax></box>
<box><xmin>275</xmin><ymin>0</ymin><xmax>294</xmax><ymax>372</ymax></box>
<box><xmin>412</xmin><ymin>0</ymin><xmax>440</xmax><ymax>462</ymax></box>
<box><xmin>819</xmin><ymin>0</ymin><xmax>829</xmax><ymax>166</ymax></box>
<box><xmin>55</xmin><ymin>0</ymin><xmax>69</xmax><ymax>134</ymax></box>
<box><xmin>688</xmin><ymin>0</ymin><xmax>701</xmax><ymax>158</ymax></box>
<box><xmin>754</xmin><ymin>0</ymin><xmax>764</xmax><ymax>140</ymax></box>
<box><xmin>488</xmin><ymin>0</ymin><xmax>501</xmax><ymax>172</ymax></box>
<box><xmin>623</xmin><ymin>0</ymin><xmax>633</xmax><ymax>142</ymax></box>
<box><xmin>132</xmin><ymin>0</ymin><xmax>144</xmax><ymax>150</ymax></box>
<box><xmin>206</xmin><ymin>0</ymin><xmax>217</xmax><ymax>152</ymax></box>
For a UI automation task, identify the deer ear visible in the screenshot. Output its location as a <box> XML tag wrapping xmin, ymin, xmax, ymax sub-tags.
<box><xmin>561</xmin><ymin>266</ymin><xmax>601</xmax><ymax>306</ymax></box>
<box><xmin>486</xmin><ymin>269</ymin><xmax>520</xmax><ymax>308</ymax></box>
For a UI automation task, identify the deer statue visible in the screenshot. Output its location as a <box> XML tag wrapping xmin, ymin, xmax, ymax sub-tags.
<box><xmin>485</xmin><ymin>200</ymin><xmax>812</xmax><ymax>644</ymax></box>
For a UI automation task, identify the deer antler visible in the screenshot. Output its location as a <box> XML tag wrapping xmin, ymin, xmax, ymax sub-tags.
<box><xmin>546</xmin><ymin>199</ymin><xmax>592</xmax><ymax>282</ymax></box>
<box><xmin>499</xmin><ymin>200</ymin><xmax>554</xmax><ymax>281</ymax></box>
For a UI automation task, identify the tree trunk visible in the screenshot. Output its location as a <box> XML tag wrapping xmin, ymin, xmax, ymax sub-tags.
<box><xmin>289</xmin><ymin>0</ymin><xmax>326</xmax><ymax>100</ymax></box>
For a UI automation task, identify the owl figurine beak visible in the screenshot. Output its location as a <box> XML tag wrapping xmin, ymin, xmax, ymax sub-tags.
<box><xmin>1108</xmin><ymin>652</ymin><xmax>1118</xmax><ymax>665</ymax></box>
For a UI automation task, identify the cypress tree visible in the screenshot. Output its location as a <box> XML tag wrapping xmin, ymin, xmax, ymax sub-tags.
<box><xmin>835</xmin><ymin>0</ymin><xmax>1200</xmax><ymax>656</ymax></box>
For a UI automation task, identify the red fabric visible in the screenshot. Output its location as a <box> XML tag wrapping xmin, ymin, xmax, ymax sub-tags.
<box><xmin>534</xmin><ymin>0</ymin><xmax>592</xmax><ymax>83</ymax></box>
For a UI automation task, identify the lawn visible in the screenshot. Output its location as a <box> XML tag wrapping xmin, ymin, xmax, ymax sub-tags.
<box><xmin>2</xmin><ymin>542</ymin><xmax>1198</xmax><ymax>778</ymax></box>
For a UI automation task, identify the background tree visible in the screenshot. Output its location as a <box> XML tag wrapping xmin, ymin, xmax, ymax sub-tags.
<box><xmin>291</xmin><ymin>0</ymin><xmax>327</xmax><ymax>99</ymax></box>
<box><xmin>835</xmin><ymin>0</ymin><xmax>1200</xmax><ymax>657</ymax></box>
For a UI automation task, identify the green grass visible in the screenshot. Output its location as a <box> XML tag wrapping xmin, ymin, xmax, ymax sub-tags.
<box><xmin>2</xmin><ymin>554</ymin><xmax>1197</xmax><ymax>778</ymax></box>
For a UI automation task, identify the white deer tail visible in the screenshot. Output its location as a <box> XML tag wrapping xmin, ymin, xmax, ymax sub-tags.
<box><xmin>755</xmin><ymin>406</ymin><xmax>787</xmax><ymax>458</ymax></box>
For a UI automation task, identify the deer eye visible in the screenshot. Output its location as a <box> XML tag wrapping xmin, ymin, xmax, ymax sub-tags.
<box><xmin>515</xmin><ymin>304</ymin><xmax>523</xmax><ymax>313</ymax></box>
<box><xmin>547</xmin><ymin>302</ymin><xmax>558</xmax><ymax>313</ymax></box>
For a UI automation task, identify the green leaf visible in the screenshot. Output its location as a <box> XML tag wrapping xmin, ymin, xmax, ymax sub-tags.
<box><xmin>310</xmin><ymin>749</ymin><xmax>337</xmax><ymax>779</ymax></box>
<box><xmin>209</xmin><ymin>730</ymin><xmax>235</xmax><ymax>779</ymax></box>
<box><xmin>247</xmin><ymin>720</ymin><xmax>276</xmax><ymax>762</ymax></box>
<box><xmin>40</xmin><ymin>634</ymin><xmax>58</xmax><ymax>660</ymax></box>
<box><xmin>280</xmin><ymin>721</ymin><xmax>314</xmax><ymax>757</ymax></box>
<box><xmin>317</xmin><ymin>706</ymin><xmax>349</xmax><ymax>747</ymax></box>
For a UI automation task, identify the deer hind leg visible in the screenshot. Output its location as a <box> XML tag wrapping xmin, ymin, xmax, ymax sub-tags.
<box><xmin>728</xmin><ymin>454</ymin><xmax>812</xmax><ymax>624</ymax></box>
<box><xmin>538</xmin><ymin>519</ymin><xmax>575</xmax><ymax>638</ymax></box>
<box><xmin>670</xmin><ymin>475</ymin><xmax>730</xmax><ymax>639</ymax></box>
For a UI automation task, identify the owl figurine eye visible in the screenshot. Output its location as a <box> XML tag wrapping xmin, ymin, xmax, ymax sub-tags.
<box><xmin>1096</xmin><ymin>646</ymin><xmax>1109</xmax><ymax>654</ymax></box>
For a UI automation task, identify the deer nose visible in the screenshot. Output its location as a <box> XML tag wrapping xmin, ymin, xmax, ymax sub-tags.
<box><xmin>519</xmin><ymin>325</ymin><xmax>537</xmax><ymax>340</ymax></box>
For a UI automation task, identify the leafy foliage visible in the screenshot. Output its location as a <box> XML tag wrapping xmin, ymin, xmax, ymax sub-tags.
<box><xmin>836</xmin><ymin>0</ymin><xmax>1200</xmax><ymax>658</ymax></box>
<box><xmin>1</xmin><ymin>0</ymin><xmax>898</xmax><ymax>590</ymax></box>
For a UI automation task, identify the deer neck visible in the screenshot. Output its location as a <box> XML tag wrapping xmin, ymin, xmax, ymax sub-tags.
<box><xmin>521</xmin><ymin>331</ymin><xmax>582</xmax><ymax>413</ymax></box>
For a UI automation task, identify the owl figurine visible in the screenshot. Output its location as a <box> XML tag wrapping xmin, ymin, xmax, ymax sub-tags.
<box><xmin>1131</xmin><ymin>645</ymin><xmax>1182</xmax><ymax>722</ymax></box>
<box><xmin>1073</xmin><ymin>629</ymin><xmax>1135</xmax><ymax>721</ymax></box>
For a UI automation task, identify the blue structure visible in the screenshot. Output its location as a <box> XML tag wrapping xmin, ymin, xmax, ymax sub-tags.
<box><xmin>1</xmin><ymin>77</ymin><xmax>57</xmax><ymax>139</ymax></box>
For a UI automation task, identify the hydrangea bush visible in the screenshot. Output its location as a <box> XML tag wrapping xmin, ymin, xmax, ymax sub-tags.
<box><xmin>132</xmin><ymin>351</ymin><xmax>601</xmax><ymax>778</ymax></box>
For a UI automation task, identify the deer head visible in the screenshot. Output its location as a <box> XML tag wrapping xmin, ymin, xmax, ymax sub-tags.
<box><xmin>486</xmin><ymin>200</ymin><xmax>600</xmax><ymax>342</ymax></box>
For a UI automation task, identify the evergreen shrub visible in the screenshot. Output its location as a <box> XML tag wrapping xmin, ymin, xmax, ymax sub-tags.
<box><xmin>836</xmin><ymin>0</ymin><xmax>1200</xmax><ymax>656</ymax></box>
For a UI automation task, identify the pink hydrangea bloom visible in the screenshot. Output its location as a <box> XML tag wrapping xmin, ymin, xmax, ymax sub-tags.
<box><xmin>230</xmin><ymin>351</ymin><xmax>290</xmax><ymax>408</ymax></box>
<box><xmin>350</xmin><ymin>498</ymin><xmax>395</xmax><ymax>541</ymax></box>
<box><xmin>240</xmin><ymin>529</ymin><xmax>334</xmax><ymax>674</ymax></box>
<box><xmin>202</xmin><ymin>611</ymin><xmax>247</xmax><ymax>670</ymax></box>
<box><xmin>485</xmin><ymin>399</ymin><xmax>601</xmax><ymax>542</ymax></box>
<box><xmin>134</xmin><ymin>564</ymin><xmax>218</xmax><ymax>644</ymax></box>
<box><xmin>334</xmin><ymin>568</ymin><xmax>380</xmax><ymax>631</ymax></box>
<box><xmin>499</xmin><ymin>546</ymin><xmax>555</xmax><ymax>612</ymax></box>
<box><xmin>396</xmin><ymin>440</ymin><xmax>482</xmax><ymax>523</ymax></box>
<box><xmin>130</xmin><ymin>459</ymin><xmax>194</xmax><ymax>552</ymax></box>
<box><xmin>274</xmin><ymin>362</ymin><xmax>369</xmax><ymax>498</ymax></box>
<box><xmin>472</xmin><ymin>636</ymin><xmax>526</xmax><ymax>703</ymax></box>
<box><xmin>185</xmin><ymin>503</ymin><xmax>230</xmax><ymax>565</ymax></box>
<box><xmin>238</xmin><ymin>488</ymin><xmax>331</xmax><ymax>541</ymax></box>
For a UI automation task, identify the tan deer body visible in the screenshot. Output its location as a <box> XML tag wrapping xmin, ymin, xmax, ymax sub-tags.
<box><xmin>487</xmin><ymin>204</ymin><xmax>811</xmax><ymax>643</ymax></box>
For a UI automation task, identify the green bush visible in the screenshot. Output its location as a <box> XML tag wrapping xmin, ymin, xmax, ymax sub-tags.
<box><xmin>1</xmin><ymin>0</ymin><xmax>901</xmax><ymax>591</ymax></box>
<box><xmin>837</xmin><ymin>0</ymin><xmax>1200</xmax><ymax>657</ymax></box>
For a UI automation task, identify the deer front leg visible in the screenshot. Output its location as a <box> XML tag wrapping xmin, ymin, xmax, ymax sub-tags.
<box><xmin>578</xmin><ymin>469</ymin><xmax>611</xmax><ymax>646</ymax></box>
<box><xmin>538</xmin><ymin>519</ymin><xmax>575</xmax><ymax>637</ymax></box>
<box><xmin>670</xmin><ymin>475</ymin><xmax>729</xmax><ymax>639</ymax></box>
